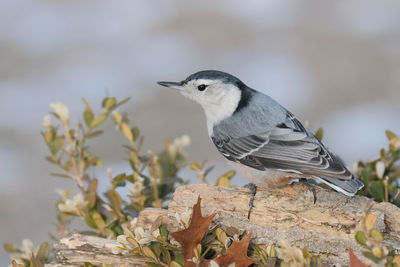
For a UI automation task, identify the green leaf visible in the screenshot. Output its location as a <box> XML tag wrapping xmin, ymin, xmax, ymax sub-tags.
<box><xmin>83</xmin><ymin>108</ymin><xmax>94</xmax><ymax>127</ymax></box>
<box><xmin>370</xmin><ymin>181</ymin><xmax>385</xmax><ymax>202</ymax></box>
<box><xmin>355</xmin><ymin>231</ymin><xmax>367</xmax><ymax>246</ymax></box>
<box><xmin>102</xmin><ymin>97</ymin><xmax>116</xmax><ymax>110</ymax></box>
<box><xmin>175</xmin><ymin>254</ymin><xmax>184</xmax><ymax>266</ymax></box>
<box><xmin>314</xmin><ymin>127</ymin><xmax>324</xmax><ymax>141</ymax></box>
<box><xmin>117</xmin><ymin>97</ymin><xmax>130</xmax><ymax>107</ymax></box>
<box><xmin>36</xmin><ymin>242</ymin><xmax>50</xmax><ymax>263</ymax></box>
<box><xmin>362</xmin><ymin>251</ymin><xmax>381</xmax><ymax>264</ymax></box>
<box><xmin>149</xmin><ymin>242</ymin><xmax>161</xmax><ymax>258</ymax></box>
<box><xmin>51</xmin><ymin>136</ymin><xmax>64</xmax><ymax>155</ymax></box>
<box><xmin>86</xmin><ymin>179</ymin><xmax>98</xmax><ymax>209</ymax></box>
<box><xmin>45</xmin><ymin>156</ymin><xmax>58</xmax><ymax>164</ymax></box>
<box><xmin>92</xmin><ymin>211</ymin><xmax>106</xmax><ymax>230</ymax></box>
<box><xmin>159</xmin><ymin>245</ymin><xmax>171</xmax><ymax>264</ymax></box>
<box><xmin>112</xmin><ymin>173</ymin><xmax>128</xmax><ymax>188</ymax></box>
<box><xmin>50</xmin><ymin>173</ymin><xmax>71</xmax><ymax>179</ymax></box>
<box><xmin>132</xmin><ymin>127</ymin><xmax>140</xmax><ymax>141</ymax></box>
<box><xmin>84</xmin><ymin>214</ymin><xmax>98</xmax><ymax>229</ymax></box>
<box><xmin>370</xmin><ymin>229</ymin><xmax>383</xmax><ymax>243</ymax></box>
<box><xmin>90</xmin><ymin>114</ymin><xmax>107</xmax><ymax>128</ymax></box>
<box><xmin>385</xmin><ymin>130</ymin><xmax>398</xmax><ymax>141</ymax></box>
<box><xmin>159</xmin><ymin>225</ymin><xmax>168</xmax><ymax>237</ymax></box>
<box><xmin>86</xmin><ymin>130</ymin><xmax>103</xmax><ymax>139</ymax></box>
<box><xmin>108</xmin><ymin>189</ymin><xmax>124</xmax><ymax>218</ymax></box>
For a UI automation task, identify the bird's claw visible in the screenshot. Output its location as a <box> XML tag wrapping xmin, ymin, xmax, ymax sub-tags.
<box><xmin>299</xmin><ymin>179</ymin><xmax>317</xmax><ymax>204</ymax></box>
<box><xmin>244</xmin><ymin>183</ymin><xmax>257</xmax><ymax>219</ymax></box>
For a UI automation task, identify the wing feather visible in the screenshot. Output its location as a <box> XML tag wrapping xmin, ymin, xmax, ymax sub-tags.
<box><xmin>212</xmin><ymin>114</ymin><xmax>353</xmax><ymax>180</ymax></box>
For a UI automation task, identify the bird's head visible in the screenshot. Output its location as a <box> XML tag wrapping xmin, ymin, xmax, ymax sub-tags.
<box><xmin>158</xmin><ymin>70</ymin><xmax>248</xmax><ymax>131</ymax></box>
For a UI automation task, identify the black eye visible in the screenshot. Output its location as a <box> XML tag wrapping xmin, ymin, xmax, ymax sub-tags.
<box><xmin>197</xmin><ymin>84</ymin><xmax>207</xmax><ymax>91</ymax></box>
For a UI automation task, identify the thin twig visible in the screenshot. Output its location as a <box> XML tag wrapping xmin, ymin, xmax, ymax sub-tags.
<box><xmin>62</xmin><ymin>120</ymin><xmax>84</xmax><ymax>191</ymax></box>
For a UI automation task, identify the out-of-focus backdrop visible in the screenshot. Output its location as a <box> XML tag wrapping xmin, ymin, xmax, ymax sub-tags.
<box><xmin>1</xmin><ymin>0</ymin><xmax>400</xmax><ymax>264</ymax></box>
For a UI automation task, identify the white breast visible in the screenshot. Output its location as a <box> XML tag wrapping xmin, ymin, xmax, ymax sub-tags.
<box><xmin>201</xmin><ymin>83</ymin><xmax>241</xmax><ymax>136</ymax></box>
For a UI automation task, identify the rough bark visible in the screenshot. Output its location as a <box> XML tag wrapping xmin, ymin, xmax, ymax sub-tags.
<box><xmin>168</xmin><ymin>184</ymin><xmax>400</xmax><ymax>266</ymax></box>
<box><xmin>48</xmin><ymin>184</ymin><xmax>400</xmax><ymax>267</ymax></box>
<box><xmin>45</xmin><ymin>234</ymin><xmax>149</xmax><ymax>267</ymax></box>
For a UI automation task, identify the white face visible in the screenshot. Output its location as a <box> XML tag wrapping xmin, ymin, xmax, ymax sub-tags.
<box><xmin>160</xmin><ymin>78</ymin><xmax>242</xmax><ymax>135</ymax></box>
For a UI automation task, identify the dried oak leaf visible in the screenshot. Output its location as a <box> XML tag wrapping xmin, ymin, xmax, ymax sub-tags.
<box><xmin>212</xmin><ymin>234</ymin><xmax>256</xmax><ymax>267</ymax></box>
<box><xmin>349</xmin><ymin>248</ymin><xmax>369</xmax><ymax>267</ymax></box>
<box><xmin>171</xmin><ymin>196</ymin><xmax>216</xmax><ymax>267</ymax></box>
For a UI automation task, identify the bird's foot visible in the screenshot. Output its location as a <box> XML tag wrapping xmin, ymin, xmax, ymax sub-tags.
<box><xmin>299</xmin><ymin>179</ymin><xmax>317</xmax><ymax>204</ymax></box>
<box><xmin>244</xmin><ymin>183</ymin><xmax>257</xmax><ymax>219</ymax></box>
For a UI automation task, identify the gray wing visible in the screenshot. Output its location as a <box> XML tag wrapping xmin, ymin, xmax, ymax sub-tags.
<box><xmin>212</xmin><ymin>112</ymin><xmax>353</xmax><ymax>180</ymax></box>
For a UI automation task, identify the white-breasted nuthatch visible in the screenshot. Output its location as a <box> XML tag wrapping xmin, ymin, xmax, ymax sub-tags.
<box><xmin>158</xmin><ymin>70</ymin><xmax>364</xmax><ymax>202</ymax></box>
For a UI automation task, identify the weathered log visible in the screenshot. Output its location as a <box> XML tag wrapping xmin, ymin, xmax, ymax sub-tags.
<box><xmin>48</xmin><ymin>183</ymin><xmax>400</xmax><ymax>266</ymax></box>
<box><xmin>168</xmin><ymin>184</ymin><xmax>400</xmax><ymax>266</ymax></box>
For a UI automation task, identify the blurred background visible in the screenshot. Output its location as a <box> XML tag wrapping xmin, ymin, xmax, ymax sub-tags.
<box><xmin>1</xmin><ymin>0</ymin><xmax>400</xmax><ymax>265</ymax></box>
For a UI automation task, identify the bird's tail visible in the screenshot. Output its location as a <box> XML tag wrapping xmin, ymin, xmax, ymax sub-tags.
<box><xmin>316</xmin><ymin>176</ymin><xmax>364</xmax><ymax>196</ymax></box>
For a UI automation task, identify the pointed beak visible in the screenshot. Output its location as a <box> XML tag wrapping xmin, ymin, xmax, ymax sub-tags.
<box><xmin>157</xmin><ymin>81</ymin><xmax>184</xmax><ymax>90</ymax></box>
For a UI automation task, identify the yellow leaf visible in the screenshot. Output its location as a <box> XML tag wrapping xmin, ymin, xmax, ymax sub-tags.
<box><xmin>314</xmin><ymin>127</ymin><xmax>324</xmax><ymax>141</ymax></box>
<box><xmin>102</xmin><ymin>97</ymin><xmax>116</xmax><ymax>110</ymax></box>
<box><xmin>372</xmin><ymin>246</ymin><xmax>382</xmax><ymax>257</ymax></box>
<box><xmin>266</xmin><ymin>244</ymin><xmax>277</xmax><ymax>257</ymax></box>
<box><xmin>216</xmin><ymin>170</ymin><xmax>235</xmax><ymax>187</ymax></box>
<box><xmin>122</xmin><ymin>225</ymin><xmax>134</xmax><ymax>239</ymax></box>
<box><xmin>112</xmin><ymin>110</ymin><xmax>122</xmax><ymax>125</ymax></box>
<box><xmin>126</xmin><ymin>237</ymin><xmax>139</xmax><ymax>248</ymax></box>
<box><xmin>90</xmin><ymin>114</ymin><xmax>107</xmax><ymax>128</ymax></box>
<box><xmin>364</xmin><ymin>212</ymin><xmax>377</xmax><ymax>232</ymax></box>
<box><xmin>44</xmin><ymin>130</ymin><xmax>53</xmax><ymax>144</ymax></box>
<box><xmin>370</xmin><ymin>229</ymin><xmax>383</xmax><ymax>243</ymax></box>
<box><xmin>215</xmin><ymin>228</ymin><xmax>227</xmax><ymax>244</ymax></box>
<box><xmin>121</xmin><ymin>123</ymin><xmax>133</xmax><ymax>142</ymax></box>
<box><xmin>216</xmin><ymin>177</ymin><xmax>230</xmax><ymax>187</ymax></box>
<box><xmin>142</xmin><ymin>246</ymin><xmax>157</xmax><ymax>260</ymax></box>
<box><xmin>188</xmin><ymin>162</ymin><xmax>201</xmax><ymax>172</ymax></box>
<box><xmin>170</xmin><ymin>261</ymin><xmax>182</xmax><ymax>267</ymax></box>
<box><xmin>92</xmin><ymin>211</ymin><xmax>106</xmax><ymax>230</ymax></box>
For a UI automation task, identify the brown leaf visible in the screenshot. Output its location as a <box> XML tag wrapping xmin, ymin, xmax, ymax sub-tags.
<box><xmin>171</xmin><ymin>196</ymin><xmax>216</xmax><ymax>267</ymax></box>
<box><xmin>213</xmin><ymin>234</ymin><xmax>256</xmax><ymax>267</ymax></box>
<box><xmin>30</xmin><ymin>253</ymin><xmax>44</xmax><ymax>267</ymax></box>
<box><xmin>349</xmin><ymin>248</ymin><xmax>369</xmax><ymax>267</ymax></box>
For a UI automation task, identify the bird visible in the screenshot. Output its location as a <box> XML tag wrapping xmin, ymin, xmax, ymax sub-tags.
<box><xmin>157</xmin><ymin>70</ymin><xmax>364</xmax><ymax>212</ymax></box>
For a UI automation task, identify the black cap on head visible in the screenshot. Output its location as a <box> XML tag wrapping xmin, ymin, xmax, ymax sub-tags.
<box><xmin>184</xmin><ymin>70</ymin><xmax>246</xmax><ymax>88</ymax></box>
